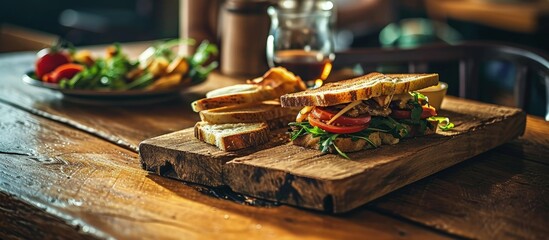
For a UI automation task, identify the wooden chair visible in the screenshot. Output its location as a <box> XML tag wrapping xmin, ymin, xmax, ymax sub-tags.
<box><xmin>334</xmin><ymin>42</ymin><xmax>549</xmax><ymax>120</ymax></box>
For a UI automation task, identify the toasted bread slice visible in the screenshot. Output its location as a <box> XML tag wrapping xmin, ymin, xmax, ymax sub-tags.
<box><xmin>385</xmin><ymin>73</ymin><xmax>439</xmax><ymax>94</ymax></box>
<box><xmin>192</xmin><ymin>67</ymin><xmax>306</xmax><ymax>112</ymax></box>
<box><xmin>199</xmin><ymin>101</ymin><xmax>299</xmax><ymax>125</ymax></box>
<box><xmin>280</xmin><ymin>72</ymin><xmax>438</xmax><ymax>107</ymax></box>
<box><xmin>192</xmin><ymin>85</ymin><xmax>278</xmax><ymax>112</ymax></box>
<box><xmin>194</xmin><ymin>122</ymin><xmax>269</xmax><ymax>151</ymax></box>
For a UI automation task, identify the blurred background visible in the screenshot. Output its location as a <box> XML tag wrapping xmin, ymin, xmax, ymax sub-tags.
<box><xmin>0</xmin><ymin>0</ymin><xmax>178</xmax><ymax>51</ymax></box>
<box><xmin>2</xmin><ymin>0</ymin><xmax>548</xmax><ymax>51</ymax></box>
<box><xmin>1</xmin><ymin>0</ymin><xmax>548</xmax><ymax>117</ymax></box>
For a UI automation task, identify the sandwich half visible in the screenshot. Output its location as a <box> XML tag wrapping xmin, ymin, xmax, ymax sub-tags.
<box><xmin>193</xmin><ymin>67</ymin><xmax>305</xmax><ymax>151</ymax></box>
<box><xmin>280</xmin><ymin>72</ymin><xmax>442</xmax><ymax>158</ymax></box>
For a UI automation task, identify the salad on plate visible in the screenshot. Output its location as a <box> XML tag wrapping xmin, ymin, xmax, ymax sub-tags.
<box><xmin>29</xmin><ymin>39</ymin><xmax>218</xmax><ymax>92</ymax></box>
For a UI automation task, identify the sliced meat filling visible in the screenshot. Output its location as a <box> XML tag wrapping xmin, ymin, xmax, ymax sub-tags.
<box><xmin>389</xmin><ymin>93</ymin><xmax>427</xmax><ymax>110</ymax></box>
<box><xmin>389</xmin><ymin>93</ymin><xmax>413</xmax><ymax>110</ymax></box>
<box><xmin>332</xmin><ymin>100</ymin><xmax>392</xmax><ymax>117</ymax></box>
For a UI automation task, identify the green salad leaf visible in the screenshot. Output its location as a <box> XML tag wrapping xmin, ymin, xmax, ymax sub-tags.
<box><xmin>428</xmin><ymin>116</ymin><xmax>455</xmax><ymax>131</ymax></box>
<box><xmin>188</xmin><ymin>41</ymin><xmax>219</xmax><ymax>83</ymax></box>
<box><xmin>288</xmin><ymin>118</ymin><xmax>411</xmax><ymax>159</ymax></box>
<box><xmin>59</xmin><ymin>39</ymin><xmax>218</xmax><ymax>90</ymax></box>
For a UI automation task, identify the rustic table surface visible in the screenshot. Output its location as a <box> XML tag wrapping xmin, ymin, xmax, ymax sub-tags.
<box><xmin>1</xmin><ymin>43</ymin><xmax>548</xmax><ymax>240</ymax></box>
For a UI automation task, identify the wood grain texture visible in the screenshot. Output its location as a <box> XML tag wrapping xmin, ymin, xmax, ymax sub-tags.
<box><xmin>500</xmin><ymin>116</ymin><xmax>549</xmax><ymax>166</ymax></box>
<box><xmin>141</xmin><ymin>97</ymin><xmax>526</xmax><ymax>213</ymax></box>
<box><xmin>0</xmin><ymin>193</ymin><xmax>96</xmax><ymax>240</ymax></box>
<box><xmin>0</xmin><ymin>102</ymin><xmax>450</xmax><ymax>239</ymax></box>
<box><xmin>373</xmin><ymin>153</ymin><xmax>549</xmax><ymax>240</ymax></box>
<box><xmin>369</xmin><ymin>125</ymin><xmax>549</xmax><ymax>239</ymax></box>
<box><xmin>140</xmin><ymin>128</ymin><xmax>290</xmax><ymax>186</ymax></box>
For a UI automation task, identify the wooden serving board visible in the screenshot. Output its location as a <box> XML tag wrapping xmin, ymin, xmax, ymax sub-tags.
<box><xmin>139</xmin><ymin>97</ymin><xmax>526</xmax><ymax>213</ymax></box>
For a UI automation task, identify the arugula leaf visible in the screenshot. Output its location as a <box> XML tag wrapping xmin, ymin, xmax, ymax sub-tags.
<box><xmin>189</xmin><ymin>61</ymin><xmax>219</xmax><ymax>83</ymax></box>
<box><xmin>410</xmin><ymin>91</ymin><xmax>427</xmax><ymax>102</ymax></box>
<box><xmin>410</xmin><ymin>104</ymin><xmax>422</xmax><ymax>122</ymax></box>
<box><xmin>289</xmin><ymin>126</ymin><xmax>305</xmax><ymax>141</ymax></box>
<box><xmin>154</xmin><ymin>38</ymin><xmax>196</xmax><ymax>60</ymax></box>
<box><xmin>369</xmin><ymin>117</ymin><xmax>408</xmax><ymax>138</ymax></box>
<box><xmin>407</xmin><ymin>92</ymin><xmax>423</xmax><ymax>123</ymax></box>
<box><xmin>65</xmin><ymin>63</ymin><xmax>101</xmax><ymax>89</ymax></box>
<box><xmin>289</xmin><ymin>121</ymin><xmax>336</xmax><ymax>154</ymax></box>
<box><xmin>332</xmin><ymin>143</ymin><xmax>349</xmax><ymax>159</ymax></box>
<box><xmin>428</xmin><ymin>116</ymin><xmax>455</xmax><ymax>131</ymax></box>
<box><xmin>288</xmin><ymin>120</ymin><xmax>404</xmax><ymax>159</ymax></box>
<box><xmin>363</xmin><ymin>127</ymin><xmax>388</xmax><ymax>133</ymax></box>
<box><xmin>191</xmin><ymin>41</ymin><xmax>219</xmax><ymax>66</ymax></box>
<box><xmin>320</xmin><ymin>134</ymin><xmax>338</xmax><ymax>154</ymax></box>
<box><xmin>126</xmin><ymin>71</ymin><xmax>154</xmax><ymax>90</ymax></box>
<box><xmin>188</xmin><ymin>41</ymin><xmax>219</xmax><ymax>82</ymax></box>
<box><xmin>348</xmin><ymin>133</ymin><xmax>377</xmax><ymax>149</ymax></box>
<box><xmin>418</xmin><ymin>118</ymin><xmax>427</xmax><ymax>133</ymax></box>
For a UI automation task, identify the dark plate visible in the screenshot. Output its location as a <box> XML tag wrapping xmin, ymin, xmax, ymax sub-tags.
<box><xmin>22</xmin><ymin>71</ymin><xmax>204</xmax><ymax>105</ymax></box>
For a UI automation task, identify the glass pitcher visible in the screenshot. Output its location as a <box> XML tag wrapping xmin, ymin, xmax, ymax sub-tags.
<box><xmin>266</xmin><ymin>0</ymin><xmax>335</xmax><ymax>87</ymax></box>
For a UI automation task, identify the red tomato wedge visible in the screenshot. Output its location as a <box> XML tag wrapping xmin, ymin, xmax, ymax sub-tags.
<box><xmin>391</xmin><ymin>106</ymin><xmax>437</xmax><ymax>119</ymax></box>
<box><xmin>308</xmin><ymin>115</ymin><xmax>368</xmax><ymax>134</ymax></box>
<box><xmin>35</xmin><ymin>48</ymin><xmax>71</xmax><ymax>79</ymax></box>
<box><xmin>311</xmin><ymin>107</ymin><xmax>371</xmax><ymax>126</ymax></box>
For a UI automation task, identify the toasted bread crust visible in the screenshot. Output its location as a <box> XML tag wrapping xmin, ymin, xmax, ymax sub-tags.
<box><xmin>199</xmin><ymin>102</ymin><xmax>299</xmax><ymax>124</ymax></box>
<box><xmin>280</xmin><ymin>72</ymin><xmax>439</xmax><ymax>107</ymax></box>
<box><xmin>194</xmin><ymin>122</ymin><xmax>270</xmax><ymax>151</ymax></box>
<box><xmin>192</xmin><ymin>86</ymin><xmax>278</xmax><ymax>112</ymax></box>
<box><xmin>385</xmin><ymin>73</ymin><xmax>439</xmax><ymax>94</ymax></box>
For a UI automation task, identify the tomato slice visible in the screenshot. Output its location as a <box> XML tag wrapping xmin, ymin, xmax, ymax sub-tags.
<box><xmin>311</xmin><ymin>107</ymin><xmax>371</xmax><ymax>126</ymax></box>
<box><xmin>35</xmin><ymin>49</ymin><xmax>71</xmax><ymax>79</ymax></box>
<box><xmin>422</xmin><ymin>105</ymin><xmax>437</xmax><ymax>118</ymax></box>
<box><xmin>391</xmin><ymin>106</ymin><xmax>437</xmax><ymax>119</ymax></box>
<box><xmin>308</xmin><ymin>115</ymin><xmax>367</xmax><ymax>134</ymax></box>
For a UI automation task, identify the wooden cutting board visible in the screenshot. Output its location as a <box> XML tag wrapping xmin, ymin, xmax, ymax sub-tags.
<box><xmin>139</xmin><ymin>97</ymin><xmax>526</xmax><ymax>213</ymax></box>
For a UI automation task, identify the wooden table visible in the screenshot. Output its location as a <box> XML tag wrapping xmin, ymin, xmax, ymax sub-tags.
<box><xmin>1</xmin><ymin>43</ymin><xmax>548</xmax><ymax>239</ymax></box>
